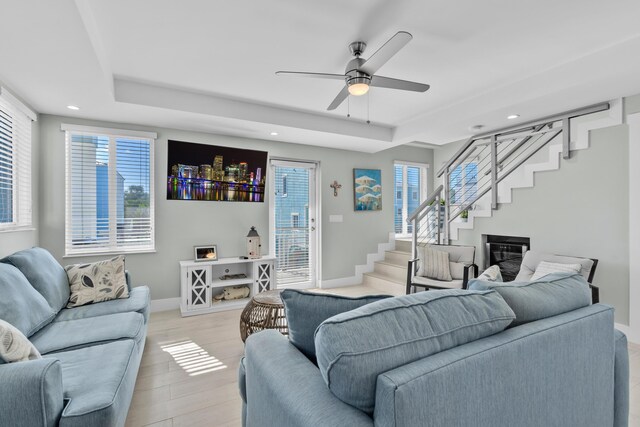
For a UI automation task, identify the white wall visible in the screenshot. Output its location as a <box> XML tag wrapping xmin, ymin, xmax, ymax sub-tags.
<box><xmin>432</xmin><ymin>97</ymin><xmax>639</xmax><ymax>325</ymax></box>
<box><xmin>37</xmin><ymin>114</ymin><xmax>433</xmax><ymax>300</ymax></box>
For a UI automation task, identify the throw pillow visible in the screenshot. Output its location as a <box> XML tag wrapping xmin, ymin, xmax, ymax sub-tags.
<box><xmin>417</xmin><ymin>246</ymin><xmax>452</xmax><ymax>281</ymax></box>
<box><xmin>530</xmin><ymin>261</ymin><xmax>582</xmax><ymax>281</ymax></box>
<box><xmin>315</xmin><ymin>289</ymin><xmax>515</xmax><ymax>414</ymax></box>
<box><xmin>0</xmin><ymin>319</ymin><xmax>41</xmax><ymax>363</ymax></box>
<box><xmin>468</xmin><ymin>272</ymin><xmax>591</xmax><ymax>326</ymax></box>
<box><xmin>65</xmin><ymin>256</ymin><xmax>129</xmax><ymax>308</ymax></box>
<box><xmin>477</xmin><ymin>265</ymin><xmax>503</xmax><ymax>282</ymax></box>
<box><xmin>280</xmin><ymin>289</ymin><xmax>391</xmax><ymax>362</ymax></box>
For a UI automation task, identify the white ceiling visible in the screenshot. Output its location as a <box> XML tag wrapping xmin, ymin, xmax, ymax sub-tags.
<box><xmin>1</xmin><ymin>0</ymin><xmax>640</xmax><ymax>152</ymax></box>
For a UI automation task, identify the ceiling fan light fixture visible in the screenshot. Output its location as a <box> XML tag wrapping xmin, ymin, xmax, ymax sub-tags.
<box><xmin>347</xmin><ymin>75</ymin><xmax>371</xmax><ymax>96</ymax></box>
<box><xmin>348</xmin><ymin>82</ymin><xmax>370</xmax><ymax>96</ymax></box>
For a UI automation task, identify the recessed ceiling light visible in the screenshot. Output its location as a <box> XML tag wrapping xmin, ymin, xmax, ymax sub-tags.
<box><xmin>469</xmin><ymin>125</ymin><xmax>484</xmax><ymax>132</ymax></box>
<box><xmin>507</xmin><ymin>114</ymin><xmax>520</xmax><ymax>120</ymax></box>
<box><xmin>270</xmin><ymin>132</ymin><xmax>278</xmax><ymax>136</ymax></box>
<box><xmin>67</xmin><ymin>105</ymin><xmax>80</xmax><ymax>111</ymax></box>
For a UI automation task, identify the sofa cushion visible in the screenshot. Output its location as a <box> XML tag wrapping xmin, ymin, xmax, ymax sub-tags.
<box><xmin>468</xmin><ymin>272</ymin><xmax>592</xmax><ymax>326</ymax></box>
<box><xmin>53</xmin><ymin>340</ymin><xmax>139</xmax><ymax>427</ymax></box>
<box><xmin>477</xmin><ymin>265</ymin><xmax>503</xmax><ymax>282</ymax></box>
<box><xmin>2</xmin><ymin>247</ymin><xmax>70</xmax><ymax>313</ymax></box>
<box><xmin>0</xmin><ymin>263</ymin><xmax>56</xmax><ymax>337</ymax></box>
<box><xmin>417</xmin><ymin>246</ymin><xmax>452</xmax><ymax>281</ymax></box>
<box><xmin>54</xmin><ymin>286</ymin><xmax>150</xmax><ymax>324</ymax></box>
<box><xmin>530</xmin><ymin>261</ymin><xmax>582</xmax><ymax>281</ymax></box>
<box><xmin>0</xmin><ymin>319</ymin><xmax>41</xmax><ymax>363</ymax></box>
<box><xmin>30</xmin><ymin>312</ymin><xmax>145</xmax><ymax>354</ymax></box>
<box><xmin>65</xmin><ymin>256</ymin><xmax>129</xmax><ymax>308</ymax></box>
<box><xmin>314</xmin><ymin>289</ymin><xmax>515</xmax><ymax>414</ymax></box>
<box><xmin>281</xmin><ymin>289</ymin><xmax>391</xmax><ymax>362</ymax></box>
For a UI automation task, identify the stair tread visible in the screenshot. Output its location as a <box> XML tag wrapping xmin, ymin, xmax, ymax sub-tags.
<box><xmin>363</xmin><ymin>271</ymin><xmax>405</xmax><ymax>284</ymax></box>
<box><xmin>376</xmin><ymin>260</ymin><xmax>407</xmax><ymax>269</ymax></box>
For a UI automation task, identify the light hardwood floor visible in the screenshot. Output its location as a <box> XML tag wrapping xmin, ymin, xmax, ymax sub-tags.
<box><xmin>126</xmin><ymin>286</ymin><xmax>640</xmax><ymax>426</ymax></box>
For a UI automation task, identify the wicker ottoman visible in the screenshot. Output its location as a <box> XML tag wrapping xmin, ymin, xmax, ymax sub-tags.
<box><xmin>240</xmin><ymin>289</ymin><xmax>288</xmax><ymax>342</ymax></box>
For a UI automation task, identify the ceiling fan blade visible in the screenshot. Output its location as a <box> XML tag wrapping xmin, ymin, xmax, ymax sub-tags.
<box><xmin>327</xmin><ymin>86</ymin><xmax>349</xmax><ymax>111</ymax></box>
<box><xmin>276</xmin><ymin>71</ymin><xmax>345</xmax><ymax>80</ymax></box>
<box><xmin>370</xmin><ymin>75</ymin><xmax>430</xmax><ymax>92</ymax></box>
<box><xmin>360</xmin><ymin>31</ymin><xmax>412</xmax><ymax>76</ymax></box>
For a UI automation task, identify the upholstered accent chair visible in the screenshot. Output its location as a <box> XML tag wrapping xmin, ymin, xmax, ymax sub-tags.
<box><xmin>515</xmin><ymin>251</ymin><xmax>599</xmax><ymax>302</ymax></box>
<box><xmin>406</xmin><ymin>244</ymin><xmax>478</xmax><ymax>294</ymax></box>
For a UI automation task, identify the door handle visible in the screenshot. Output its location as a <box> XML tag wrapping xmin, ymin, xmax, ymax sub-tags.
<box><xmin>311</xmin><ymin>226</ymin><xmax>316</xmax><ymax>231</ymax></box>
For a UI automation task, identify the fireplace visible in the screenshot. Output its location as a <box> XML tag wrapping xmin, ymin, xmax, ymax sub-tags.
<box><xmin>483</xmin><ymin>235</ymin><xmax>530</xmax><ymax>281</ymax></box>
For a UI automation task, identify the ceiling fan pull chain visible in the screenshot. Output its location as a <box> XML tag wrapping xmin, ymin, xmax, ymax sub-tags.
<box><xmin>347</xmin><ymin>96</ymin><xmax>351</xmax><ymax>118</ymax></box>
<box><xmin>367</xmin><ymin>92</ymin><xmax>371</xmax><ymax>124</ymax></box>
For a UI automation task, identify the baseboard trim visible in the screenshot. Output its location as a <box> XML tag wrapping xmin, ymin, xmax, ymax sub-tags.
<box><xmin>614</xmin><ymin>322</ymin><xmax>639</xmax><ymax>344</ymax></box>
<box><xmin>320</xmin><ymin>275</ymin><xmax>361</xmax><ymax>288</ymax></box>
<box><xmin>150</xmin><ymin>297</ymin><xmax>181</xmax><ymax>313</ymax></box>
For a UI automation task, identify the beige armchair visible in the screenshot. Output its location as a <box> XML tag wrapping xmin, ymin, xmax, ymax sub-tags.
<box><xmin>406</xmin><ymin>244</ymin><xmax>478</xmax><ymax>294</ymax></box>
<box><xmin>515</xmin><ymin>251</ymin><xmax>599</xmax><ymax>302</ymax></box>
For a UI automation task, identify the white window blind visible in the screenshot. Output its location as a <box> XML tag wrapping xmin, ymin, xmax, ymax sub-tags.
<box><xmin>394</xmin><ymin>162</ymin><xmax>428</xmax><ymax>236</ymax></box>
<box><xmin>63</xmin><ymin>125</ymin><xmax>156</xmax><ymax>255</ymax></box>
<box><xmin>0</xmin><ymin>89</ymin><xmax>33</xmax><ymax>230</ymax></box>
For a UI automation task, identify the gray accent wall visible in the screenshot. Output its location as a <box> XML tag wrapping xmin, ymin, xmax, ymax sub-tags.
<box><xmin>432</xmin><ymin>98</ymin><xmax>638</xmax><ymax>325</ymax></box>
<box><xmin>37</xmin><ymin>114</ymin><xmax>433</xmax><ymax>300</ymax></box>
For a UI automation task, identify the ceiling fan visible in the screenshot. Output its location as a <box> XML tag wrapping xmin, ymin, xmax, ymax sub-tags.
<box><xmin>276</xmin><ymin>31</ymin><xmax>430</xmax><ymax>111</ymax></box>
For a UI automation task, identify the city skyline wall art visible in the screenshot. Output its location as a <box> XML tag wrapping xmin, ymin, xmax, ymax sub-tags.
<box><xmin>167</xmin><ymin>140</ymin><xmax>268</xmax><ymax>202</ymax></box>
<box><xmin>353</xmin><ymin>168</ymin><xmax>382</xmax><ymax>211</ymax></box>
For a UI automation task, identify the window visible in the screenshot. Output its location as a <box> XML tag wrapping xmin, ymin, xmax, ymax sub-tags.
<box><xmin>0</xmin><ymin>88</ymin><xmax>35</xmax><ymax>230</ymax></box>
<box><xmin>449</xmin><ymin>162</ymin><xmax>478</xmax><ymax>206</ymax></box>
<box><xmin>394</xmin><ymin>162</ymin><xmax>428</xmax><ymax>236</ymax></box>
<box><xmin>281</xmin><ymin>174</ymin><xmax>288</xmax><ymax>197</ymax></box>
<box><xmin>63</xmin><ymin>124</ymin><xmax>156</xmax><ymax>255</ymax></box>
<box><xmin>291</xmin><ymin>212</ymin><xmax>299</xmax><ymax>228</ymax></box>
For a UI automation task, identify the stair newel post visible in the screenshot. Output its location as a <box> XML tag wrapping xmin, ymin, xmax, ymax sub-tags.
<box><xmin>490</xmin><ymin>134</ymin><xmax>498</xmax><ymax>210</ymax></box>
<box><xmin>562</xmin><ymin>117</ymin><xmax>571</xmax><ymax>159</ymax></box>
<box><xmin>411</xmin><ymin>217</ymin><xmax>417</xmax><ymax>261</ymax></box>
<box><xmin>443</xmin><ymin>168</ymin><xmax>450</xmax><ymax>245</ymax></box>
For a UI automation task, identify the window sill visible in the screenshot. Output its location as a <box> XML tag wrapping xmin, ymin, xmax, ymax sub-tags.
<box><xmin>0</xmin><ymin>227</ymin><xmax>36</xmax><ymax>234</ymax></box>
<box><xmin>63</xmin><ymin>248</ymin><xmax>157</xmax><ymax>258</ymax></box>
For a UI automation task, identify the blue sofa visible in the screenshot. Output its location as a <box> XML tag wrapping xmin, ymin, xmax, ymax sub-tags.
<box><xmin>240</xmin><ymin>279</ymin><xmax>629</xmax><ymax>426</ymax></box>
<box><xmin>0</xmin><ymin>247</ymin><xmax>150</xmax><ymax>427</ymax></box>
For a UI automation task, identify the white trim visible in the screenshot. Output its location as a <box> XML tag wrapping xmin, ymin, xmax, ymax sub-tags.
<box><xmin>626</xmin><ymin>111</ymin><xmax>640</xmax><ymax>344</ymax></box>
<box><xmin>60</xmin><ymin>123</ymin><xmax>157</xmax><ymax>139</ymax></box>
<box><xmin>0</xmin><ymin>87</ymin><xmax>37</xmax><ymax>121</ymax></box>
<box><xmin>269</xmin><ymin>158</ymin><xmax>320</xmax><ymax>289</ymax></box>
<box><xmin>150</xmin><ymin>297</ymin><xmax>181</xmax><ymax>313</ymax></box>
<box><xmin>393</xmin><ymin>160</ymin><xmax>431</xmax><ymax>168</ymax></box>
<box><xmin>320</xmin><ymin>232</ymin><xmax>395</xmax><ymax>288</ymax></box>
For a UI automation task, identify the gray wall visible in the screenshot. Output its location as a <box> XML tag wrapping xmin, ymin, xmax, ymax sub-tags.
<box><xmin>0</xmin><ymin>85</ymin><xmax>39</xmax><ymax>257</ymax></box>
<box><xmin>38</xmin><ymin>114</ymin><xmax>433</xmax><ymax>300</ymax></box>
<box><xmin>432</xmin><ymin>98</ymin><xmax>638</xmax><ymax>325</ymax></box>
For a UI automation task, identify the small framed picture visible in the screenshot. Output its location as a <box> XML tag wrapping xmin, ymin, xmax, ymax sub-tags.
<box><xmin>194</xmin><ymin>245</ymin><xmax>218</xmax><ymax>262</ymax></box>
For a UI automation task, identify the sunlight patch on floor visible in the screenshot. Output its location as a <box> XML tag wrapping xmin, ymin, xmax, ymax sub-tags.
<box><xmin>161</xmin><ymin>340</ymin><xmax>227</xmax><ymax>376</ymax></box>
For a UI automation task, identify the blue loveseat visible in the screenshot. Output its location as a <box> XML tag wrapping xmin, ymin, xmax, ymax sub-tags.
<box><xmin>240</xmin><ymin>275</ymin><xmax>629</xmax><ymax>427</ymax></box>
<box><xmin>0</xmin><ymin>247</ymin><xmax>149</xmax><ymax>427</ymax></box>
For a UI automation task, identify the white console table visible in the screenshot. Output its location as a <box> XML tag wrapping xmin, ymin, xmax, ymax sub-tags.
<box><xmin>179</xmin><ymin>256</ymin><xmax>276</xmax><ymax>317</ymax></box>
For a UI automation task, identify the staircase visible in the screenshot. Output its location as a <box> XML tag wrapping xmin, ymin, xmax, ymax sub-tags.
<box><xmin>361</xmin><ymin>239</ymin><xmax>411</xmax><ymax>296</ymax></box>
<box><xmin>359</xmin><ymin>100</ymin><xmax>622</xmax><ymax>295</ymax></box>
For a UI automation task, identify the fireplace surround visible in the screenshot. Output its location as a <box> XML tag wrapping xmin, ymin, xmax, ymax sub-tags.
<box><xmin>483</xmin><ymin>235</ymin><xmax>530</xmax><ymax>281</ymax></box>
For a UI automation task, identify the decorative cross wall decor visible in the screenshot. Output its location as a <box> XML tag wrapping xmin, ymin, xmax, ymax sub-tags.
<box><xmin>330</xmin><ymin>180</ymin><xmax>342</xmax><ymax>197</ymax></box>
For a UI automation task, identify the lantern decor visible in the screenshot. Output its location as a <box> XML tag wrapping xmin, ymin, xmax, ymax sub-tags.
<box><xmin>246</xmin><ymin>226</ymin><xmax>262</xmax><ymax>259</ymax></box>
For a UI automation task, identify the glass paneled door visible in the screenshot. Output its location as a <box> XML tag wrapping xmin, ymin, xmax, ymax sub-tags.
<box><xmin>270</xmin><ymin>160</ymin><xmax>318</xmax><ymax>289</ymax></box>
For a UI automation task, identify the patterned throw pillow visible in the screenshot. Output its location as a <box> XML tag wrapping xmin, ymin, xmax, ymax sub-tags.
<box><xmin>0</xmin><ymin>319</ymin><xmax>41</xmax><ymax>363</ymax></box>
<box><xmin>417</xmin><ymin>246</ymin><xmax>452</xmax><ymax>281</ymax></box>
<box><xmin>477</xmin><ymin>265</ymin><xmax>503</xmax><ymax>282</ymax></box>
<box><xmin>65</xmin><ymin>256</ymin><xmax>129</xmax><ymax>308</ymax></box>
<box><xmin>530</xmin><ymin>261</ymin><xmax>582</xmax><ymax>281</ymax></box>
